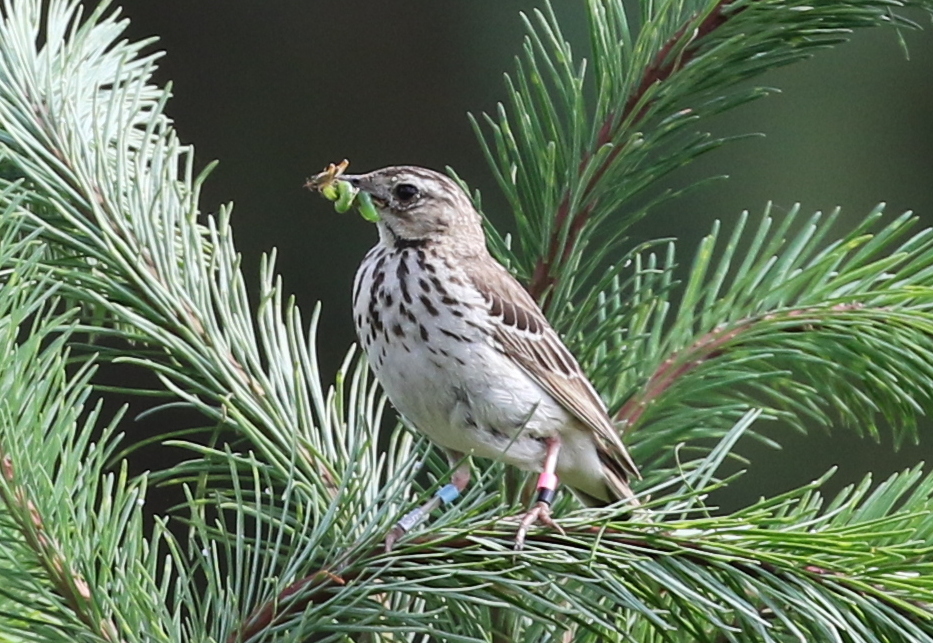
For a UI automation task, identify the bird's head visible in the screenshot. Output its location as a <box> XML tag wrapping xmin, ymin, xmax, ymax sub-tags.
<box><xmin>343</xmin><ymin>166</ymin><xmax>485</xmax><ymax>252</ymax></box>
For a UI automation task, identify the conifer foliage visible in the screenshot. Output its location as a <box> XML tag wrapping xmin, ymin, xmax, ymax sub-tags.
<box><xmin>0</xmin><ymin>0</ymin><xmax>932</xmax><ymax>641</ymax></box>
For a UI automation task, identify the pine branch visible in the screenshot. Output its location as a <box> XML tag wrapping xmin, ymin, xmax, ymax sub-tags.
<box><xmin>566</xmin><ymin>205</ymin><xmax>933</xmax><ymax>479</ymax></box>
<box><xmin>0</xmin><ymin>231</ymin><xmax>171</xmax><ymax>642</ymax></box>
<box><xmin>614</xmin><ymin>301</ymin><xmax>866</xmax><ymax>428</ymax></box>
<box><xmin>528</xmin><ymin>0</ymin><xmax>740</xmax><ymax>305</ymax></box>
<box><xmin>227</xmin><ymin>454</ymin><xmax>933</xmax><ymax>642</ymax></box>
<box><xmin>235</xmin><ymin>519</ymin><xmax>933</xmax><ymax>643</ymax></box>
<box><xmin>0</xmin><ymin>446</ymin><xmax>121</xmax><ymax>643</ymax></box>
<box><xmin>477</xmin><ymin>0</ymin><xmax>927</xmax><ymax>314</ymax></box>
<box><xmin>0</xmin><ymin>1</ymin><xmax>930</xmax><ymax>642</ymax></box>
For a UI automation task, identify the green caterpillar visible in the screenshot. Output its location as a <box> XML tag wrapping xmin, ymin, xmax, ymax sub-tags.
<box><xmin>356</xmin><ymin>191</ymin><xmax>379</xmax><ymax>222</ymax></box>
<box><xmin>323</xmin><ymin>180</ymin><xmax>379</xmax><ymax>222</ymax></box>
<box><xmin>333</xmin><ymin>180</ymin><xmax>355</xmax><ymax>213</ymax></box>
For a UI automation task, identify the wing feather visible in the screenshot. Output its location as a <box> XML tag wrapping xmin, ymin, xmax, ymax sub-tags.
<box><xmin>467</xmin><ymin>261</ymin><xmax>640</xmax><ymax>483</ymax></box>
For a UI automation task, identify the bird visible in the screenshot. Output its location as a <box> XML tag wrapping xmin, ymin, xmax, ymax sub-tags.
<box><xmin>341</xmin><ymin>165</ymin><xmax>640</xmax><ymax>549</ymax></box>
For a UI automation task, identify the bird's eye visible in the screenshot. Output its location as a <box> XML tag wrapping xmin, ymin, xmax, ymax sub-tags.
<box><xmin>393</xmin><ymin>183</ymin><xmax>420</xmax><ymax>202</ymax></box>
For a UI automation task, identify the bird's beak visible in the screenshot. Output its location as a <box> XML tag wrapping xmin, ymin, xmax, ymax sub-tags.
<box><xmin>341</xmin><ymin>174</ymin><xmax>388</xmax><ymax>206</ymax></box>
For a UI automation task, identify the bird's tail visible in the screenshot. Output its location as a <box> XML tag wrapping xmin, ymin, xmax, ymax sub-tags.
<box><xmin>604</xmin><ymin>472</ymin><xmax>641</xmax><ymax>507</ymax></box>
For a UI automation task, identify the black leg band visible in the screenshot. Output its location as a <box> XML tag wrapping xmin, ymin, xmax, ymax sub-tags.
<box><xmin>535</xmin><ymin>487</ymin><xmax>557</xmax><ymax>506</ymax></box>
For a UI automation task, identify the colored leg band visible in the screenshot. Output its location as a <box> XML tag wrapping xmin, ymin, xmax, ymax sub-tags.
<box><xmin>536</xmin><ymin>487</ymin><xmax>557</xmax><ymax>506</ymax></box>
<box><xmin>536</xmin><ymin>471</ymin><xmax>558</xmax><ymax>491</ymax></box>
<box><xmin>434</xmin><ymin>483</ymin><xmax>461</xmax><ymax>505</ymax></box>
<box><xmin>536</xmin><ymin>471</ymin><xmax>559</xmax><ymax>506</ymax></box>
<box><xmin>396</xmin><ymin>508</ymin><xmax>427</xmax><ymax>533</ymax></box>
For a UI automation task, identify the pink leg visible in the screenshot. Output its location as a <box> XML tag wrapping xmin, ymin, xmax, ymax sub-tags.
<box><xmin>385</xmin><ymin>452</ymin><xmax>470</xmax><ymax>551</ymax></box>
<box><xmin>514</xmin><ymin>437</ymin><xmax>566</xmax><ymax>549</ymax></box>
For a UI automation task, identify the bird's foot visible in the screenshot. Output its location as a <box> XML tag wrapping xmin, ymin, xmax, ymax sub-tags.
<box><xmin>514</xmin><ymin>500</ymin><xmax>565</xmax><ymax>550</ymax></box>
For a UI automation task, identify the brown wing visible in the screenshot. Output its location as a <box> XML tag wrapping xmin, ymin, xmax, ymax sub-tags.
<box><xmin>466</xmin><ymin>260</ymin><xmax>641</xmax><ymax>485</ymax></box>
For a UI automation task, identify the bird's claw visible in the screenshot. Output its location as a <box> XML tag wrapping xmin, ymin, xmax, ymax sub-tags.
<box><xmin>384</xmin><ymin>524</ymin><xmax>406</xmax><ymax>552</ymax></box>
<box><xmin>514</xmin><ymin>500</ymin><xmax>565</xmax><ymax>550</ymax></box>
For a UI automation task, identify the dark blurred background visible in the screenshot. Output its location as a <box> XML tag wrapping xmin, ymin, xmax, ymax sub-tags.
<box><xmin>111</xmin><ymin>1</ymin><xmax>933</xmax><ymax>511</ymax></box>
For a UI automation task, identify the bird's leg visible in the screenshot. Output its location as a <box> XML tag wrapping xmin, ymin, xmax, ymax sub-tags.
<box><xmin>385</xmin><ymin>452</ymin><xmax>470</xmax><ymax>551</ymax></box>
<box><xmin>514</xmin><ymin>436</ymin><xmax>566</xmax><ymax>550</ymax></box>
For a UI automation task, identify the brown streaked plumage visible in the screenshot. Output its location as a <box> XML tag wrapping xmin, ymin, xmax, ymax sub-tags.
<box><xmin>343</xmin><ymin>165</ymin><xmax>640</xmax><ymax>548</ymax></box>
<box><xmin>464</xmin><ymin>260</ymin><xmax>640</xmax><ymax>499</ymax></box>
